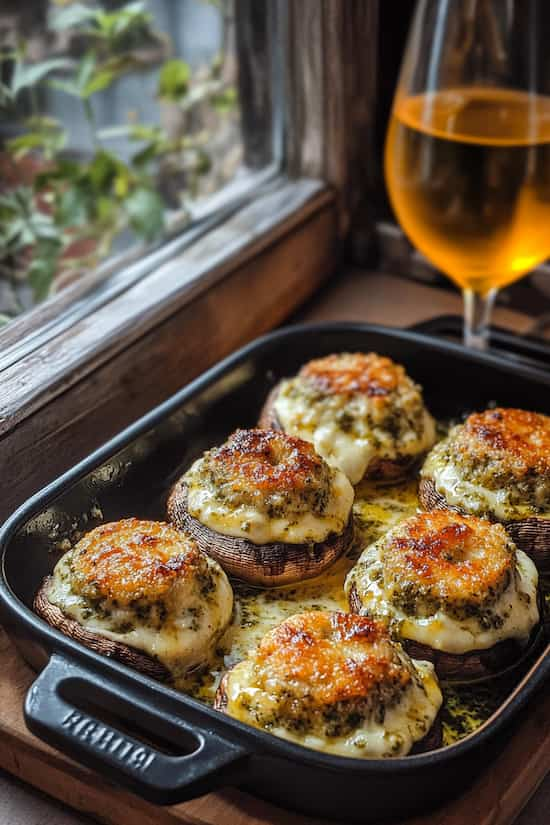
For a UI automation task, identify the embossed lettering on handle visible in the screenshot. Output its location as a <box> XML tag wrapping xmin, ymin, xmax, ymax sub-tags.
<box><xmin>61</xmin><ymin>709</ymin><xmax>156</xmax><ymax>772</ymax></box>
<box><xmin>24</xmin><ymin>654</ymin><xmax>250</xmax><ymax>804</ymax></box>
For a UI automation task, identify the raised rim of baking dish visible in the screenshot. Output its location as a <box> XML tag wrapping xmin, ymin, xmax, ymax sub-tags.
<box><xmin>1</xmin><ymin>320</ymin><xmax>549</xmax><ymax>779</ymax></box>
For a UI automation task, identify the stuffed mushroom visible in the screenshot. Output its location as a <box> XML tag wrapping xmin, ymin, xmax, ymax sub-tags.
<box><xmin>259</xmin><ymin>352</ymin><xmax>436</xmax><ymax>484</ymax></box>
<box><xmin>168</xmin><ymin>428</ymin><xmax>354</xmax><ymax>586</ymax></box>
<box><xmin>420</xmin><ymin>408</ymin><xmax>550</xmax><ymax>572</ymax></box>
<box><xmin>215</xmin><ymin>610</ymin><xmax>442</xmax><ymax>757</ymax></box>
<box><xmin>35</xmin><ymin>518</ymin><xmax>233</xmax><ymax>683</ymax></box>
<box><xmin>345</xmin><ymin>510</ymin><xmax>540</xmax><ymax>681</ymax></box>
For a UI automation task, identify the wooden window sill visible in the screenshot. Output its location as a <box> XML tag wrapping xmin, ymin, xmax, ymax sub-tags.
<box><xmin>0</xmin><ymin>177</ymin><xmax>337</xmax><ymax>519</ymax></box>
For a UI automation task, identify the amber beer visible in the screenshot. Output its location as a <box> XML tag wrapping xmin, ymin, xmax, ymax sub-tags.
<box><xmin>385</xmin><ymin>88</ymin><xmax>550</xmax><ymax>295</ymax></box>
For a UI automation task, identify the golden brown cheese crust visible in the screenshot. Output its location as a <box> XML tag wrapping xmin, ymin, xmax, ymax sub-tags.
<box><xmin>70</xmin><ymin>518</ymin><xmax>203</xmax><ymax>605</ymax></box>
<box><xmin>300</xmin><ymin>352</ymin><xmax>402</xmax><ymax>399</ymax></box>
<box><xmin>253</xmin><ymin>611</ymin><xmax>411</xmax><ymax>708</ymax></box>
<box><xmin>215</xmin><ymin>610</ymin><xmax>443</xmax><ymax>756</ymax></box>
<box><xmin>199</xmin><ymin>428</ymin><xmax>331</xmax><ymax>514</ymax></box>
<box><xmin>346</xmin><ymin>507</ymin><xmax>540</xmax><ymax>674</ymax></box>
<box><xmin>383</xmin><ymin>511</ymin><xmax>513</xmax><ymax>614</ymax></box>
<box><xmin>41</xmin><ymin>519</ymin><xmax>234</xmax><ymax>683</ymax></box>
<box><xmin>265</xmin><ymin>352</ymin><xmax>436</xmax><ymax>485</ymax></box>
<box><xmin>457</xmin><ymin>408</ymin><xmax>550</xmax><ymax>480</ymax></box>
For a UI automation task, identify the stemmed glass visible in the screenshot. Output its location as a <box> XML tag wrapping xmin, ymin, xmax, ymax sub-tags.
<box><xmin>385</xmin><ymin>0</ymin><xmax>550</xmax><ymax>349</ymax></box>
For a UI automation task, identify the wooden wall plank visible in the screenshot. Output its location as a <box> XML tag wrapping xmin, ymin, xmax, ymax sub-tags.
<box><xmin>286</xmin><ymin>1</ymin><xmax>379</xmax><ymax>241</ymax></box>
<box><xmin>324</xmin><ymin>0</ymin><xmax>379</xmax><ymax>238</ymax></box>
<box><xmin>285</xmin><ymin>0</ymin><xmax>325</xmax><ymax>179</ymax></box>
<box><xmin>235</xmin><ymin>0</ymin><xmax>274</xmax><ymax>169</ymax></box>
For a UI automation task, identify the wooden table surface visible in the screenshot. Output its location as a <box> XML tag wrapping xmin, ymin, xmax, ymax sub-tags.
<box><xmin>1</xmin><ymin>269</ymin><xmax>549</xmax><ymax>825</ymax></box>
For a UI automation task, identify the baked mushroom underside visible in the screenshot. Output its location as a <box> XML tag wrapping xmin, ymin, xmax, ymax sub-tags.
<box><xmin>348</xmin><ymin>581</ymin><xmax>543</xmax><ymax>682</ymax></box>
<box><xmin>34</xmin><ymin>577</ymin><xmax>170</xmax><ymax>681</ymax></box>
<box><xmin>167</xmin><ymin>481</ymin><xmax>354</xmax><ymax>586</ymax></box>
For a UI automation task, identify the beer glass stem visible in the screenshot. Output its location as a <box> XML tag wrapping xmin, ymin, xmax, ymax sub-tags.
<box><xmin>463</xmin><ymin>288</ymin><xmax>498</xmax><ymax>350</ymax></box>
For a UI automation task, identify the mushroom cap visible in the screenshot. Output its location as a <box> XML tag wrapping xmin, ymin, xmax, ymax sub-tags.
<box><xmin>167</xmin><ymin>479</ymin><xmax>353</xmax><ymax>586</ymax></box>
<box><xmin>34</xmin><ymin>576</ymin><xmax>170</xmax><ymax>681</ymax></box>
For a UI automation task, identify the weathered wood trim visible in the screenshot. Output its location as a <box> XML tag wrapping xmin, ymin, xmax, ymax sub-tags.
<box><xmin>285</xmin><ymin>0</ymin><xmax>379</xmax><ymax>238</ymax></box>
<box><xmin>235</xmin><ymin>0</ymin><xmax>274</xmax><ymax>169</ymax></box>
<box><xmin>285</xmin><ymin>0</ymin><xmax>325</xmax><ymax>179</ymax></box>
<box><xmin>0</xmin><ymin>178</ymin><xmax>332</xmax><ymax>438</ymax></box>
<box><xmin>0</xmin><ymin>189</ymin><xmax>337</xmax><ymax>520</ymax></box>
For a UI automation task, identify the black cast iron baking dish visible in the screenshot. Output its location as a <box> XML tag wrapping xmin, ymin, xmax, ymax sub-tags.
<box><xmin>1</xmin><ymin>322</ymin><xmax>549</xmax><ymax>823</ymax></box>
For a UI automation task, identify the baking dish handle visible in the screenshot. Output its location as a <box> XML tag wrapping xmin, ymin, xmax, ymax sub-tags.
<box><xmin>24</xmin><ymin>653</ymin><xmax>250</xmax><ymax>805</ymax></box>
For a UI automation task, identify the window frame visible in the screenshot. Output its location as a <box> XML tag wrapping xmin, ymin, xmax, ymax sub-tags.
<box><xmin>0</xmin><ymin>0</ymin><xmax>380</xmax><ymax>520</ymax></box>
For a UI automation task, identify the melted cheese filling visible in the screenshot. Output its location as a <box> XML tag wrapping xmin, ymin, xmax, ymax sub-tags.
<box><xmin>274</xmin><ymin>387</ymin><xmax>435</xmax><ymax>484</ymax></box>
<box><xmin>424</xmin><ymin>451</ymin><xmax>550</xmax><ymax>521</ymax></box>
<box><xmin>47</xmin><ymin>553</ymin><xmax>233</xmax><ymax>682</ymax></box>
<box><xmin>345</xmin><ymin>545</ymin><xmax>539</xmax><ymax>654</ymax></box>
<box><xmin>223</xmin><ymin>657</ymin><xmax>442</xmax><ymax>758</ymax></box>
<box><xmin>186</xmin><ymin>462</ymin><xmax>354</xmax><ymax>544</ymax></box>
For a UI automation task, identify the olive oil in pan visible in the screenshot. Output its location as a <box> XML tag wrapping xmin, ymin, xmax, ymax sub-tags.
<box><xmin>442</xmin><ymin>682</ymin><xmax>511</xmax><ymax>745</ymax></box>
<box><xmin>178</xmin><ymin>478</ymin><xmax>546</xmax><ymax>748</ymax></box>
<box><xmin>180</xmin><ymin>480</ymin><xmax>418</xmax><ymax>702</ymax></box>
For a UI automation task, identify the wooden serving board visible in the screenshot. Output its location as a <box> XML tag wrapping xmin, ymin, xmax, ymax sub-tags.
<box><xmin>1</xmin><ymin>626</ymin><xmax>550</xmax><ymax>825</ymax></box>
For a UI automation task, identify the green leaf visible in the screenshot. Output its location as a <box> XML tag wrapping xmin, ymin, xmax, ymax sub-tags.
<box><xmin>77</xmin><ymin>52</ymin><xmax>97</xmax><ymax>93</ymax></box>
<box><xmin>87</xmin><ymin>150</ymin><xmax>125</xmax><ymax>191</ymax></box>
<box><xmin>93</xmin><ymin>2</ymin><xmax>152</xmax><ymax>43</ymax></box>
<box><xmin>95</xmin><ymin>195</ymin><xmax>116</xmax><ymax>223</ymax></box>
<box><xmin>27</xmin><ymin>238</ymin><xmax>62</xmax><ymax>302</ymax></box>
<box><xmin>210</xmin><ymin>86</ymin><xmax>238</xmax><ymax>112</ymax></box>
<box><xmin>55</xmin><ymin>185</ymin><xmax>92</xmax><ymax>228</ymax></box>
<box><xmin>34</xmin><ymin>159</ymin><xmax>82</xmax><ymax>190</ymax></box>
<box><xmin>124</xmin><ymin>187</ymin><xmax>164</xmax><ymax>242</ymax></box>
<box><xmin>6</xmin><ymin>133</ymin><xmax>44</xmax><ymax>154</ymax></box>
<box><xmin>131</xmin><ymin>141</ymin><xmax>160</xmax><ymax>168</ymax></box>
<box><xmin>49</xmin><ymin>3</ymin><xmax>97</xmax><ymax>31</ymax></box>
<box><xmin>47</xmin><ymin>77</ymin><xmax>81</xmax><ymax>97</ymax></box>
<box><xmin>48</xmin><ymin>53</ymin><xmax>121</xmax><ymax>100</ymax></box>
<box><xmin>158</xmin><ymin>59</ymin><xmax>191</xmax><ymax>102</ymax></box>
<box><xmin>2</xmin><ymin>217</ymin><xmax>29</xmax><ymax>249</ymax></box>
<box><xmin>6</xmin><ymin>116</ymin><xmax>67</xmax><ymax>160</ymax></box>
<box><xmin>11</xmin><ymin>57</ymin><xmax>73</xmax><ymax>97</ymax></box>
<box><xmin>82</xmin><ymin>68</ymin><xmax>115</xmax><ymax>97</ymax></box>
<box><xmin>0</xmin><ymin>187</ymin><xmax>32</xmax><ymax>214</ymax></box>
<box><xmin>121</xmin><ymin>1</ymin><xmax>148</xmax><ymax>15</ymax></box>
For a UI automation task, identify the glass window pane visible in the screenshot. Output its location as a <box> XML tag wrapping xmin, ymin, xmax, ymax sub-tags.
<box><xmin>0</xmin><ymin>0</ymin><xmax>280</xmax><ymax>330</ymax></box>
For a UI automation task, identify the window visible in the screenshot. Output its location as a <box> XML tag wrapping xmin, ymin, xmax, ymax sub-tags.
<box><xmin>0</xmin><ymin>0</ymin><xmax>280</xmax><ymax>341</ymax></box>
<box><xmin>0</xmin><ymin>1</ymin><xmax>377</xmax><ymax>520</ymax></box>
